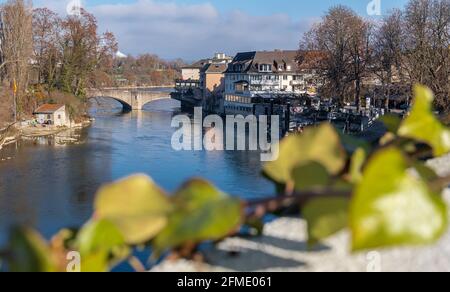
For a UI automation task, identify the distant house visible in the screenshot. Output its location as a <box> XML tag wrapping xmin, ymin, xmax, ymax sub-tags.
<box><xmin>181</xmin><ymin>53</ymin><xmax>233</xmax><ymax>81</ymax></box>
<box><xmin>34</xmin><ymin>104</ymin><xmax>68</xmax><ymax>127</ymax></box>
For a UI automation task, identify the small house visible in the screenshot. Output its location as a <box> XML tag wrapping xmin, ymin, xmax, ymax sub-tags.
<box><xmin>34</xmin><ymin>104</ymin><xmax>68</xmax><ymax>127</ymax></box>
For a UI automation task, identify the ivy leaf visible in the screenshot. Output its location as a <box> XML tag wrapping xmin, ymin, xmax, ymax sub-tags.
<box><xmin>292</xmin><ymin>161</ymin><xmax>330</xmax><ymax>191</ymax></box>
<box><xmin>350</xmin><ymin>147</ymin><xmax>447</xmax><ymax>251</ymax></box>
<box><xmin>77</xmin><ymin>219</ymin><xmax>125</xmax><ymax>255</ymax></box>
<box><xmin>264</xmin><ymin>123</ymin><xmax>346</xmax><ymax>184</ymax></box>
<box><xmin>76</xmin><ymin>219</ymin><xmax>129</xmax><ymax>272</ymax></box>
<box><xmin>302</xmin><ymin>198</ymin><xmax>350</xmax><ymax>246</ymax></box>
<box><xmin>398</xmin><ymin>85</ymin><xmax>450</xmax><ymax>156</ymax></box>
<box><xmin>153</xmin><ymin>179</ymin><xmax>242</xmax><ymax>254</ymax></box>
<box><xmin>95</xmin><ymin>175</ymin><xmax>173</xmax><ymax>245</ymax></box>
<box><xmin>349</xmin><ymin>148</ymin><xmax>366</xmax><ymax>183</ymax></box>
<box><xmin>7</xmin><ymin>228</ymin><xmax>57</xmax><ymax>272</ymax></box>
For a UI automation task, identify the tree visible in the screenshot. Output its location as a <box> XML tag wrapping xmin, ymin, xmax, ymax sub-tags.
<box><xmin>372</xmin><ymin>9</ymin><xmax>405</xmax><ymax>109</ymax></box>
<box><xmin>300</xmin><ymin>6</ymin><xmax>372</xmax><ymax>108</ymax></box>
<box><xmin>348</xmin><ymin>18</ymin><xmax>372</xmax><ymax>110</ymax></box>
<box><xmin>59</xmin><ymin>9</ymin><xmax>100</xmax><ymax>97</ymax></box>
<box><xmin>0</xmin><ymin>0</ymin><xmax>33</xmax><ymax>118</ymax></box>
<box><xmin>403</xmin><ymin>0</ymin><xmax>450</xmax><ymax>112</ymax></box>
<box><xmin>32</xmin><ymin>8</ymin><xmax>61</xmax><ymax>90</ymax></box>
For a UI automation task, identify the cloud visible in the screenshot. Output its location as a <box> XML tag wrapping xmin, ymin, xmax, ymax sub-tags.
<box><xmin>33</xmin><ymin>0</ymin><xmax>315</xmax><ymax>60</ymax></box>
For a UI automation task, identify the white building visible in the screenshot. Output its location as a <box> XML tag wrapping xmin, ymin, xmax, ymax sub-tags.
<box><xmin>34</xmin><ymin>104</ymin><xmax>69</xmax><ymax>127</ymax></box>
<box><xmin>181</xmin><ymin>53</ymin><xmax>233</xmax><ymax>81</ymax></box>
<box><xmin>224</xmin><ymin>50</ymin><xmax>323</xmax><ymax>115</ymax></box>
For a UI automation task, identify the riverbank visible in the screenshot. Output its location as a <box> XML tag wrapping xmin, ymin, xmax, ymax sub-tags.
<box><xmin>152</xmin><ymin>154</ymin><xmax>450</xmax><ymax>272</ymax></box>
<box><xmin>0</xmin><ymin>119</ymin><xmax>92</xmax><ymax>152</ymax></box>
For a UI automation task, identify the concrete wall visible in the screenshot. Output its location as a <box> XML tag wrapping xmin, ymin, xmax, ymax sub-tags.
<box><xmin>182</xmin><ymin>68</ymin><xmax>200</xmax><ymax>81</ymax></box>
<box><xmin>204</xmin><ymin>73</ymin><xmax>225</xmax><ymax>97</ymax></box>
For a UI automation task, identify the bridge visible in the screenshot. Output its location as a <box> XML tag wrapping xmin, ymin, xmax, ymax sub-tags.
<box><xmin>87</xmin><ymin>88</ymin><xmax>172</xmax><ymax>110</ymax></box>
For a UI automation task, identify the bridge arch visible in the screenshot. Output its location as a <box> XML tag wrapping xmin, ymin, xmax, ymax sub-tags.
<box><xmin>89</xmin><ymin>96</ymin><xmax>133</xmax><ymax>111</ymax></box>
<box><xmin>87</xmin><ymin>88</ymin><xmax>172</xmax><ymax>111</ymax></box>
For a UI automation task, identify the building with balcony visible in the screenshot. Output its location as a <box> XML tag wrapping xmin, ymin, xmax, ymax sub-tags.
<box><xmin>223</xmin><ymin>50</ymin><xmax>323</xmax><ymax>115</ymax></box>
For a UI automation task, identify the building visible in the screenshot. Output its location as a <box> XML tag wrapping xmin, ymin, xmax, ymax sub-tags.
<box><xmin>180</xmin><ymin>53</ymin><xmax>232</xmax><ymax>82</ymax></box>
<box><xmin>34</xmin><ymin>104</ymin><xmax>69</xmax><ymax>127</ymax></box>
<box><xmin>174</xmin><ymin>53</ymin><xmax>233</xmax><ymax>110</ymax></box>
<box><xmin>223</xmin><ymin>50</ymin><xmax>323</xmax><ymax>115</ymax></box>
<box><xmin>199</xmin><ymin>62</ymin><xmax>229</xmax><ymax>112</ymax></box>
<box><xmin>181</xmin><ymin>60</ymin><xmax>207</xmax><ymax>81</ymax></box>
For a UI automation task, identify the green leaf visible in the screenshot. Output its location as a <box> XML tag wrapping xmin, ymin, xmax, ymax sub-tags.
<box><xmin>8</xmin><ymin>228</ymin><xmax>57</xmax><ymax>272</ymax></box>
<box><xmin>302</xmin><ymin>198</ymin><xmax>350</xmax><ymax>246</ymax></box>
<box><xmin>76</xmin><ymin>219</ymin><xmax>129</xmax><ymax>272</ymax></box>
<box><xmin>153</xmin><ymin>179</ymin><xmax>242</xmax><ymax>254</ymax></box>
<box><xmin>350</xmin><ymin>147</ymin><xmax>447</xmax><ymax>251</ymax></box>
<box><xmin>77</xmin><ymin>219</ymin><xmax>126</xmax><ymax>255</ymax></box>
<box><xmin>292</xmin><ymin>161</ymin><xmax>330</xmax><ymax>191</ymax></box>
<box><xmin>264</xmin><ymin>123</ymin><xmax>346</xmax><ymax>184</ymax></box>
<box><xmin>349</xmin><ymin>148</ymin><xmax>366</xmax><ymax>183</ymax></box>
<box><xmin>95</xmin><ymin>175</ymin><xmax>173</xmax><ymax>245</ymax></box>
<box><xmin>398</xmin><ymin>85</ymin><xmax>450</xmax><ymax>156</ymax></box>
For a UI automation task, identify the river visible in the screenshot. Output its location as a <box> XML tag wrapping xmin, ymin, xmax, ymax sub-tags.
<box><xmin>0</xmin><ymin>95</ymin><xmax>274</xmax><ymax>246</ymax></box>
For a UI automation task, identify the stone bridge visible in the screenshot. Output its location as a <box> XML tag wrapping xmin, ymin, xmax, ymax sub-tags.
<box><xmin>87</xmin><ymin>88</ymin><xmax>172</xmax><ymax>110</ymax></box>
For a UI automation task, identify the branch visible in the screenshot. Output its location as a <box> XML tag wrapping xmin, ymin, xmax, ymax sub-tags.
<box><xmin>0</xmin><ymin>59</ymin><xmax>25</xmax><ymax>70</ymax></box>
<box><xmin>245</xmin><ymin>189</ymin><xmax>352</xmax><ymax>218</ymax></box>
<box><xmin>244</xmin><ymin>174</ymin><xmax>450</xmax><ymax>218</ymax></box>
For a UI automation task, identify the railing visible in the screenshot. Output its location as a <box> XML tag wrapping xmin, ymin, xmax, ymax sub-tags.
<box><xmin>250</xmin><ymin>80</ymin><xmax>280</xmax><ymax>86</ymax></box>
<box><xmin>175</xmin><ymin>79</ymin><xmax>200</xmax><ymax>90</ymax></box>
<box><xmin>290</xmin><ymin>80</ymin><xmax>306</xmax><ymax>86</ymax></box>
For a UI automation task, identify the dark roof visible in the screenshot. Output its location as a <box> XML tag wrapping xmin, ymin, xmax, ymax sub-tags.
<box><xmin>34</xmin><ymin>104</ymin><xmax>65</xmax><ymax>114</ymax></box>
<box><xmin>201</xmin><ymin>63</ymin><xmax>228</xmax><ymax>74</ymax></box>
<box><xmin>225</xmin><ymin>50</ymin><xmax>300</xmax><ymax>74</ymax></box>
<box><xmin>182</xmin><ymin>59</ymin><xmax>209</xmax><ymax>69</ymax></box>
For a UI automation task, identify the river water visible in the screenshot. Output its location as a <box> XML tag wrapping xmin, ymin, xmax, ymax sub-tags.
<box><xmin>0</xmin><ymin>96</ymin><xmax>274</xmax><ymax>246</ymax></box>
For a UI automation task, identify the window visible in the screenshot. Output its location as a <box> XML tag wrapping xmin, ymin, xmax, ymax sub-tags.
<box><xmin>47</xmin><ymin>114</ymin><xmax>51</xmax><ymax>119</ymax></box>
<box><xmin>259</xmin><ymin>64</ymin><xmax>272</xmax><ymax>72</ymax></box>
<box><xmin>58</xmin><ymin>115</ymin><xmax>61</xmax><ymax>120</ymax></box>
<box><xmin>283</xmin><ymin>75</ymin><xmax>288</xmax><ymax>81</ymax></box>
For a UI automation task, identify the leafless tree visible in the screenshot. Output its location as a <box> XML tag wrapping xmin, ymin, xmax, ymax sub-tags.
<box><xmin>0</xmin><ymin>0</ymin><xmax>33</xmax><ymax>118</ymax></box>
<box><xmin>372</xmin><ymin>9</ymin><xmax>406</xmax><ymax>109</ymax></box>
<box><xmin>300</xmin><ymin>6</ymin><xmax>372</xmax><ymax>108</ymax></box>
<box><xmin>403</xmin><ymin>0</ymin><xmax>450</xmax><ymax>112</ymax></box>
<box><xmin>32</xmin><ymin>7</ymin><xmax>61</xmax><ymax>89</ymax></box>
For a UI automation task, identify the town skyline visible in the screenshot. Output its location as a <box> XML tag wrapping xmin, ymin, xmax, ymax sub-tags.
<box><xmin>25</xmin><ymin>0</ymin><xmax>410</xmax><ymax>60</ymax></box>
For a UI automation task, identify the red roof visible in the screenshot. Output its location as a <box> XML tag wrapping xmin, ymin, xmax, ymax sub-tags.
<box><xmin>34</xmin><ymin>104</ymin><xmax>65</xmax><ymax>114</ymax></box>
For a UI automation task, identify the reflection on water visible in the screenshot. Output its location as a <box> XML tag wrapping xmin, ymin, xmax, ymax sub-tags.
<box><xmin>0</xmin><ymin>98</ymin><xmax>273</xmax><ymax>245</ymax></box>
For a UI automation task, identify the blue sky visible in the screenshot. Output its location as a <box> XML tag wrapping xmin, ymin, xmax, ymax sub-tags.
<box><xmin>28</xmin><ymin>0</ymin><xmax>410</xmax><ymax>60</ymax></box>
<box><xmin>63</xmin><ymin>0</ymin><xmax>410</xmax><ymax>19</ymax></box>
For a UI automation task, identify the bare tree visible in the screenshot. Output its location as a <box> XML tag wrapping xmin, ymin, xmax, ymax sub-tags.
<box><xmin>300</xmin><ymin>6</ymin><xmax>371</xmax><ymax>108</ymax></box>
<box><xmin>403</xmin><ymin>0</ymin><xmax>450</xmax><ymax>112</ymax></box>
<box><xmin>372</xmin><ymin>9</ymin><xmax>405</xmax><ymax>109</ymax></box>
<box><xmin>32</xmin><ymin>8</ymin><xmax>61</xmax><ymax>89</ymax></box>
<box><xmin>0</xmin><ymin>0</ymin><xmax>33</xmax><ymax>119</ymax></box>
<box><xmin>348</xmin><ymin>18</ymin><xmax>373</xmax><ymax>110</ymax></box>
